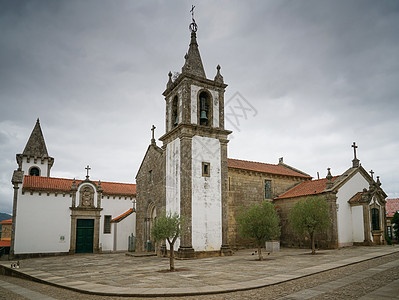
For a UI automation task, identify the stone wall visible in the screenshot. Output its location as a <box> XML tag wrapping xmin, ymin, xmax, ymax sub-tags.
<box><xmin>227</xmin><ymin>168</ymin><xmax>306</xmax><ymax>248</ymax></box>
<box><xmin>274</xmin><ymin>193</ymin><xmax>338</xmax><ymax>250</ymax></box>
<box><xmin>135</xmin><ymin>145</ymin><xmax>166</xmax><ymax>253</ymax></box>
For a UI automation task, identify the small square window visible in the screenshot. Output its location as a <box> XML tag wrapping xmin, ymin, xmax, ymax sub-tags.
<box><xmin>202</xmin><ymin>162</ymin><xmax>210</xmax><ymax>177</ymax></box>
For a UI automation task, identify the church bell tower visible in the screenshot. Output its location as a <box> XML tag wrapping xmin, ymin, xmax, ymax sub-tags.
<box><xmin>159</xmin><ymin>9</ymin><xmax>232</xmax><ymax>257</ymax></box>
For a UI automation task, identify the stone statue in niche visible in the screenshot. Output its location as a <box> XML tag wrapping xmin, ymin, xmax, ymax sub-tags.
<box><xmin>80</xmin><ymin>185</ymin><xmax>94</xmax><ymax>207</ymax></box>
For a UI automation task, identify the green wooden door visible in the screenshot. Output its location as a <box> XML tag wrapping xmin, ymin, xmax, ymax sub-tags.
<box><xmin>76</xmin><ymin>219</ymin><xmax>94</xmax><ymax>253</ymax></box>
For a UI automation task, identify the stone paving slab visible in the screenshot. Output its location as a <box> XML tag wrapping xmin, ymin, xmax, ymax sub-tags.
<box><xmin>1</xmin><ymin>245</ymin><xmax>398</xmax><ymax>297</ymax></box>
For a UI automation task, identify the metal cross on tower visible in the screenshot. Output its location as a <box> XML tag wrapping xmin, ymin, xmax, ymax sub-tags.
<box><xmin>85</xmin><ymin>165</ymin><xmax>91</xmax><ymax>179</ymax></box>
<box><xmin>189</xmin><ymin>5</ymin><xmax>198</xmax><ymax>33</ymax></box>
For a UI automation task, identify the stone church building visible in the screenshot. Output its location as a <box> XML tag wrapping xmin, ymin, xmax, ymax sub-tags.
<box><xmin>10</xmin><ymin>17</ymin><xmax>387</xmax><ymax>258</ymax></box>
<box><xmin>135</xmin><ymin>18</ymin><xmax>387</xmax><ymax>257</ymax></box>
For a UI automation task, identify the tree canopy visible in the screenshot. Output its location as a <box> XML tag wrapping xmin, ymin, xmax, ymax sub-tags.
<box><xmin>236</xmin><ymin>201</ymin><xmax>280</xmax><ymax>260</ymax></box>
<box><xmin>289</xmin><ymin>197</ymin><xmax>330</xmax><ymax>254</ymax></box>
<box><xmin>151</xmin><ymin>212</ymin><xmax>184</xmax><ymax>271</ymax></box>
<box><xmin>392</xmin><ymin>212</ymin><xmax>399</xmax><ymax>241</ymax></box>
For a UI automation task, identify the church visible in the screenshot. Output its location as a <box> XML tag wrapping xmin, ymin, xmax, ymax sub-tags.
<box><xmin>10</xmin><ymin>119</ymin><xmax>136</xmax><ymax>258</ymax></box>
<box><xmin>10</xmin><ymin>14</ymin><xmax>387</xmax><ymax>259</ymax></box>
<box><xmin>134</xmin><ymin>15</ymin><xmax>387</xmax><ymax>257</ymax></box>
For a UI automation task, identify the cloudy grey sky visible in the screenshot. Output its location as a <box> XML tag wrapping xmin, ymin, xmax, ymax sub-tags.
<box><xmin>1</xmin><ymin>0</ymin><xmax>398</xmax><ymax>214</ymax></box>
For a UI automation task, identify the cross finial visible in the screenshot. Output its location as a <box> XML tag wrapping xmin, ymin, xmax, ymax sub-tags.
<box><xmin>370</xmin><ymin>170</ymin><xmax>374</xmax><ymax>179</ymax></box>
<box><xmin>85</xmin><ymin>165</ymin><xmax>91</xmax><ymax>179</ymax></box>
<box><xmin>189</xmin><ymin>5</ymin><xmax>197</xmax><ymax>33</ymax></box>
<box><xmin>352</xmin><ymin>142</ymin><xmax>358</xmax><ymax>160</ymax></box>
<box><xmin>151</xmin><ymin>125</ymin><xmax>156</xmax><ymax>145</ymax></box>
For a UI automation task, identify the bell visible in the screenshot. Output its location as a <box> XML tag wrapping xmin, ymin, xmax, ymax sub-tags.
<box><xmin>200</xmin><ymin>110</ymin><xmax>208</xmax><ymax>121</ymax></box>
<box><xmin>173</xmin><ymin>116</ymin><xmax>178</xmax><ymax>126</ymax></box>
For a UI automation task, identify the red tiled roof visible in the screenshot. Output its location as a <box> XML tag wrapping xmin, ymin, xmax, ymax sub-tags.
<box><xmin>386</xmin><ymin>198</ymin><xmax>399</xmax><ymax>218</ymax></box>
<box><xmin>23</xmin><ymin>176</ymin><xmax>136</xmax><ymax>196</ymax></box>
<box><xmin>275</xmin><ymin>176</ymin><xmax>340</xmax><ymax>200</ymax></box>
<box><xmin>228</xmin><ymin>158</ymin><xmax>311</xmax><ymax>178</ymax></box>
<box><xmin>0</xmin><ymin>240</ymin><xmax>11</xmax><ymax>247</ymax></box>
<box><xmin>0</xmin><ymin>219</ymin><xmax>12</xmax><ymax>225</ymax></box>
<box><xmin>348</xmin><ymin>192</ymin><xmax>363</xmax><ymax>204</ymax></box>
<box><xmin>111</xmin><ymin>208</ymin><xmax>134</xmax><ymax>223</ymax></box>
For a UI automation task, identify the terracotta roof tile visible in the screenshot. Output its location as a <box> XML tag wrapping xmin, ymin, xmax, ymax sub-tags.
<box><xmin>275</xmin><ymin>176</ymin><xmax>339</xmax><ymax>200</ymax></box>
<box><xmin>228</xmin><ymin>158</ymin><xmax>311</xmax><ymax>178</ymax></box>
<box><xmin>386</xmin><ymin>198</ymin><xmax>399</xmax><ymax>218</ymax></box>
<box><xmin>0</xmin><ymin>219</ymin><xmax>12</xmax><ymax>225</ymax></box>
<box><xmin>23</xmin><ymin>176</ymin><xmax>136</xmax><ymax>197</ymax></box>
<box><xmin>348</xmin><ymin>192</ymin><xmax>363</xmax><ymax>204</ymax></box>
<box><xmin>0</xmin><ymin>240</ymin><xmax>11</xmax><ymax>247</ymax></box>
<box><xmin>111</xmin><ymin>208</ymin><xmax>134</xmax><ymax>223</ymax></box>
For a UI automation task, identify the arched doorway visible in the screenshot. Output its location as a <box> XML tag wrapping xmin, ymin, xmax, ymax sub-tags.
<box><xmin>144</xmin><ymin>202</ymin><xmax>157</xmax><ymax>251</ymax></box>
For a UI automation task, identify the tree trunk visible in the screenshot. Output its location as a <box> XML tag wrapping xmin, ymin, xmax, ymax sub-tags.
<box><xmin>169</xmin><ymin>242</ymin><xmax>175</xmax><ymax>271</ymax></box>
<box><xmin>311</xmin><ymin>232</ymin><xmax>316</xmax><ymax>255</ymax></box>
<box><xmin>258</xmin><ymin>244</ymin><xmax>263</xmax><ymax>261</ymax></box>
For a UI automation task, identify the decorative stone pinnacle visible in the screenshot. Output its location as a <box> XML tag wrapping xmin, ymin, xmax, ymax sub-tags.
<box><xmin>376</xmin><ymin>176</ymin><xmax>381</xmax><ymax>186</ymax></box>
<box><xmin>167</xmin><ymin>71</ymin><xmax>173</xmax><ymax>89</ymax></box>
<box><xmin>214</xmin><ymin>64</ymin><xmax>224</xmax><ymax>83</ymax></box>
<box><xmin>326</xmin><ymin>168</ymin><xmax>333</xmax><ymax>189</ymax></box>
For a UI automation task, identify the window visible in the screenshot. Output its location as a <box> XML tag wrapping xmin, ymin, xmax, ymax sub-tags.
<box><xmin>149</xmin><ymin>170</ymin><xmax>153</xmax><ymax>182</ymax></box>
<box><xmin>371</xmin><ymin>208</ymin><xmax>380</xmax><ymax>231</ymax></box>
<box><xmin>265</xmin><ymin>180</ymin><xmax>272</xmax><ymax>199</ymax></box>
<box><xmin>199</xmin><ymin>91</ymin><xmax>211</xmax><ymax>126</ymax></box>
<box><xmin>104</xmin><ymin>215</ymin><xmax>112</xmax><ymax>234</ymax></box>
<box><xmin>387</xmin><ymin>226</ymin><xmax>392</xmax><ymax>239</ymax></box>
<box><xmin>29</xmin><ymin>167</ymin><xmax>40</xmax><ymax>176</ymax></box>
<box><xmin>172</xmin><ymin>96</ymin><xmax>178</xmax><ymax>127</ymax></box>
<box><xmin>202</xmin><ymin>162</ymin><xmax>210</xmax><ymax>177</ymax></box>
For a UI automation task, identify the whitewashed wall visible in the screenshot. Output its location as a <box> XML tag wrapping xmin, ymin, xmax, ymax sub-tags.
<box><xmin>191</xmin><ymin>136</ymin><xmax>222</xmax><ymax>251</ymax></box>
<box><xmin>113</xmin><ymin>212</ymin><xmax>135</xmax><ymax>251</ymax></box>
<box><xmin>100</xmin><ymin>197</ymin><xmax>134</xmax><ymax>251</ymax></box>
<box><xmin>20</xmin><ymin>157</ymin><xmax>51</xmax><ymax>177</ymax></box>
<box><xmin>165</xmin><ymin>138</ymin><xmax>181</xmax><ymax>250</ymax></box>
<box><xmin>336</xmin><ymin>172</ymin><xmax>369</xmax><ymax>247</ymax></box>
<box><xmin>210</xmin><ymin>89</ymin><xmax>219</xmax><ymax>127</ymax></box>
<box><xmin>351</xmin><ymin>206</ymin><xmax>364</xmax><ymax>242</ymax></box>
<box><xmin>14</xmin><ymin>190</ymin><xmax>71</xmax><ymax>254</ymax></box>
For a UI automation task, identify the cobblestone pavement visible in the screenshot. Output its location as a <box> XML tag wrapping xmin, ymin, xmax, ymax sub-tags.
<box><xmin>0</xmin><ymin>246</ymin><xmax>398</xmax><ymax>298</ymax></box>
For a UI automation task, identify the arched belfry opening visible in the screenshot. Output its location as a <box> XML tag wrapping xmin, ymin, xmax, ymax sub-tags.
<box><xmin>29</xmin><ymin>167</ymin><xmax>40</xmax><ymax>176</ymax></box>
<box><xmin>198</xmin><ymin>91</ymin><xmax>212</xmax><ymax>126</ymax></box>
<box><xmin>172</xmin><ymin>96</ymin><xmax>178</xmax><ymax>128</ymax></box>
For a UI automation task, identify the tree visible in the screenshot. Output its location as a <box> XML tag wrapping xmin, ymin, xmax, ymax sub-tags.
<box><xmin>151</xmin><ymin>212</ymin><xmax>184</xmax><ymax>271</ymax></box>
<box><xmin>236</xmin><ymin>201</ymin><xmax>280</xmax><ymax>261</ymax></box>
<box><xmin>289</xmin><ymin>197</ymin><xmax>330</xmax><ymax>254</ymax></box>
<box><xmin>392</xmin><ymin>212</ymin><xmax>399</xmax><ymax>242</ymax></box>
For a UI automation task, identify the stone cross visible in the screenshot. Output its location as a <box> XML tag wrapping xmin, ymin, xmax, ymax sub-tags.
<box><xmin>151</xmin><ymin>125</ymin><xmax>156</xmax><ymax>140</ymax></box>
<box><xmin>370</xmin><ymin>170</ymin><xmax>374</xmax><ymax>179</ymax></box>
<box><xmin>85</xmin><ymin>165</ymin><xmax>91</xmax><ymax>179</ymax></box>
<box><xmin>352</xmin><ymin>142</ymin><xmax>358</xmax><ymax>160</ymax></box>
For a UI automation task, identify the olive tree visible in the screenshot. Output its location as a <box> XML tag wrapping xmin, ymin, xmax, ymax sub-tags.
<box><xmin>289</xmin><ymin>197</ymin><xmax>330</xmax><ymax>254</ymax></box>
<box><xmin>236</xmin><ymin>201</ymin><xmax>280</xmax><ymax>261</ymax></box>
<box><xmin>151</xmin><ymin>212</ymin><xmax>184</xmax><ymax>271</ymax></box>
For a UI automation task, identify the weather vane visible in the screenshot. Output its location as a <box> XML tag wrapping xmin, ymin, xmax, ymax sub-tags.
<box><xmin>189</xmin><ymin>5</ymin><xmax>198</xmax><ymax>33</ymax></box>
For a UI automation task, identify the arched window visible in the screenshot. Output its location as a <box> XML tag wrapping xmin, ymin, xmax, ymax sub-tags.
<box><xmin>371</xmin><ymin>208</ymin><xmax>380</xmax><ymax>231</ymax></box>
<box><xmin>29</xmin><ymin>167</ymin><xmax>40</xmax><ymax>176</ymax></box>
<box><xmin>199</xmin><ymin>91</ymin><xmax>211</xmax><ymax>126</ymax></box>
<box><xmin>172</xmin><ymin>96</ymin><xmax>178</xmax><ymax>128</ymax></box>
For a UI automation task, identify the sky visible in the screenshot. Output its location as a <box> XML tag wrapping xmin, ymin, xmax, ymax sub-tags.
<box><xmin>0</xmin><ymin>0</ymin><xmax>398</xmax><ymax>214</ymax></box>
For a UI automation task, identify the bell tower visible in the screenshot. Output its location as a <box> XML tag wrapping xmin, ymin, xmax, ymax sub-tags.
<box><xmin>159</xmin><ymin>9</ymin><xmax>232</xmax><ymax>257</ymax></box>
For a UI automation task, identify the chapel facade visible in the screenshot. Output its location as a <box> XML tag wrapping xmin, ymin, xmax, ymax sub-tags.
<box><xmin>10</xmin><ymin>119</ymin><xmax>136</xmax><ymax>258</ymax></box>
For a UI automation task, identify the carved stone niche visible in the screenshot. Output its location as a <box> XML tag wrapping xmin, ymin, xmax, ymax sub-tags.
<box><xmin>79</xmin><ymin>185</ymin><xmax>95</xmax><ymax>208</ymax></box>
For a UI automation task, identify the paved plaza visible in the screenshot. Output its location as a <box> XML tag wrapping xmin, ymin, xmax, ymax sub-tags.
<box><xmin>1</xmin><ymin>246</ymin><xmax>398</xmax><ymax>297</ymax></box>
